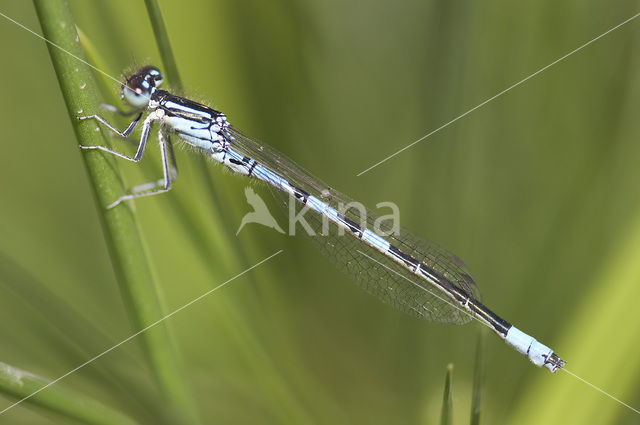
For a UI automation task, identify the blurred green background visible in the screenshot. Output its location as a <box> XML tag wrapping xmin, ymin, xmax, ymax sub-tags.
<box><xmin>1</xmin><ymin>0</ymin><xmax>640</xmax><ymax>424</ymax></box>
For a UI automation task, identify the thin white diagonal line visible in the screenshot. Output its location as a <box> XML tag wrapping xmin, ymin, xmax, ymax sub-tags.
<box><xmin>359</xmin><ymin>250</ymin><xmax>640</xmax><ymax>416</ymax></box>
<box><xmin>562</xmin><ymin>368</ymin><xmax>640</xmax><ymax>415</ymax></box>
<box><xmin>0</xmin><ymin>10</ymin><xmax>123</xmax><ymax>87</ymax></box>
<box><xmin>356</xmin><ymin>11</ymin><xmax>640</xmax><ymax>176</ymax></box>
<box><xmin>0</xmin><ymin>250</ymin><xmax>283</xmax><ymax>415</ymax></box>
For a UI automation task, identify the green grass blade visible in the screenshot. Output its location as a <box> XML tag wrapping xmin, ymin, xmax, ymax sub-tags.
<box><xmin>0</xmin><ymin>361</ymin><xmax>139</xmax><ymax>425</ymax></box>
<box><xmin>470</xmin><ymin>327</ymin><xmax>486</xmax><ymax>425</ymax></box>
<box><xmin>440</xmin><ymin>363</ymin><xmax>454</xmax><ymax>425</ymax></box>
<box><xmin>77</xmin><ymin>16</ymin><xmax>316</xmax><ymax>423</ymax></box>
<box><xmin>143</xmin><ymin>0</ymin><xmax>244</xmax><ymax>266</ymax></box>
<box><xmin>32</xmin><ymin>0</ymin><xmax>197</xmax><ymax>421</ymax></box>
<box><xmin>144</xmin><ymin>1</ymin><xmax>345</xmax><ymax>409</ymax></box>
<box><xmin>76</xmin><ymin>26</ymin><xmax>119</xmax><ymax>104</ymax></box>
<box><xmin>0</xmin><ymin>251</ymin><xmax>165</xmax><ymax>420</ymax></box>
<box><xmin>143</xmin><ymin>0</ymin><xmax>182</xmax><ymax>90</ymax></box>
<box><xmin>75</xmin><ymin>5</ymin><xmax>305</xmax><ymax>424</ymax></box>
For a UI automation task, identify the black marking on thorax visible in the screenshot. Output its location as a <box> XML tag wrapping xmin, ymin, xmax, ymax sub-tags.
<box><xmin>158</xmin><ymin>91</ymin><xmax>223</xmax><ymax>121</ymax></box>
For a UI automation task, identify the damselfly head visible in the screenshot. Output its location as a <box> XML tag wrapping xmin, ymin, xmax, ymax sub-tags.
<box><xmin>121</xmin><ymin>66</ymin><xmax>164</xmax><ymax>109</ymax></box>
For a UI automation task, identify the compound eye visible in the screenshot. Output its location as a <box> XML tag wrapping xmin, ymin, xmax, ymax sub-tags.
<box><xmin>120</xmin><ymin>66</ymin><xmax>162</xmax><ymax>109</ymax></box>
<box><xmin>146</xmin><ymin>67</ymin><xmax>164</xmax><ymax>87</ymax></box>
<box><xmin>121</xmin><ymin>83</ymin><xmax>151</xmax><ymax>109</ymax></box>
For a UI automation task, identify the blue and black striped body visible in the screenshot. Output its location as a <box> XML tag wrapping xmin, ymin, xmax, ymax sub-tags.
<box><xmin>142</xmin><ymin>80</ymin><xmax>565</xmax><ymax>373</ymax></box>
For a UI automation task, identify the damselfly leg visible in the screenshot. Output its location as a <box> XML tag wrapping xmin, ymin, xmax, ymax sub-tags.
<box><xmin>77</xmin><ymin>110</ymin><xmax>178</xmax><ymax>208</ymax></box>
<box><xmin>78</xmin><ymin>111</ymin><xmax>143</xmax><ymax>138</ymax></box>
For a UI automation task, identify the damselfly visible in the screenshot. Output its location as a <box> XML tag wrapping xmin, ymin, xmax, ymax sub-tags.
<box><xmin>78</xmin><ymin>65</ymin><xmax>566</xmax><ymax>373</ymax></box>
